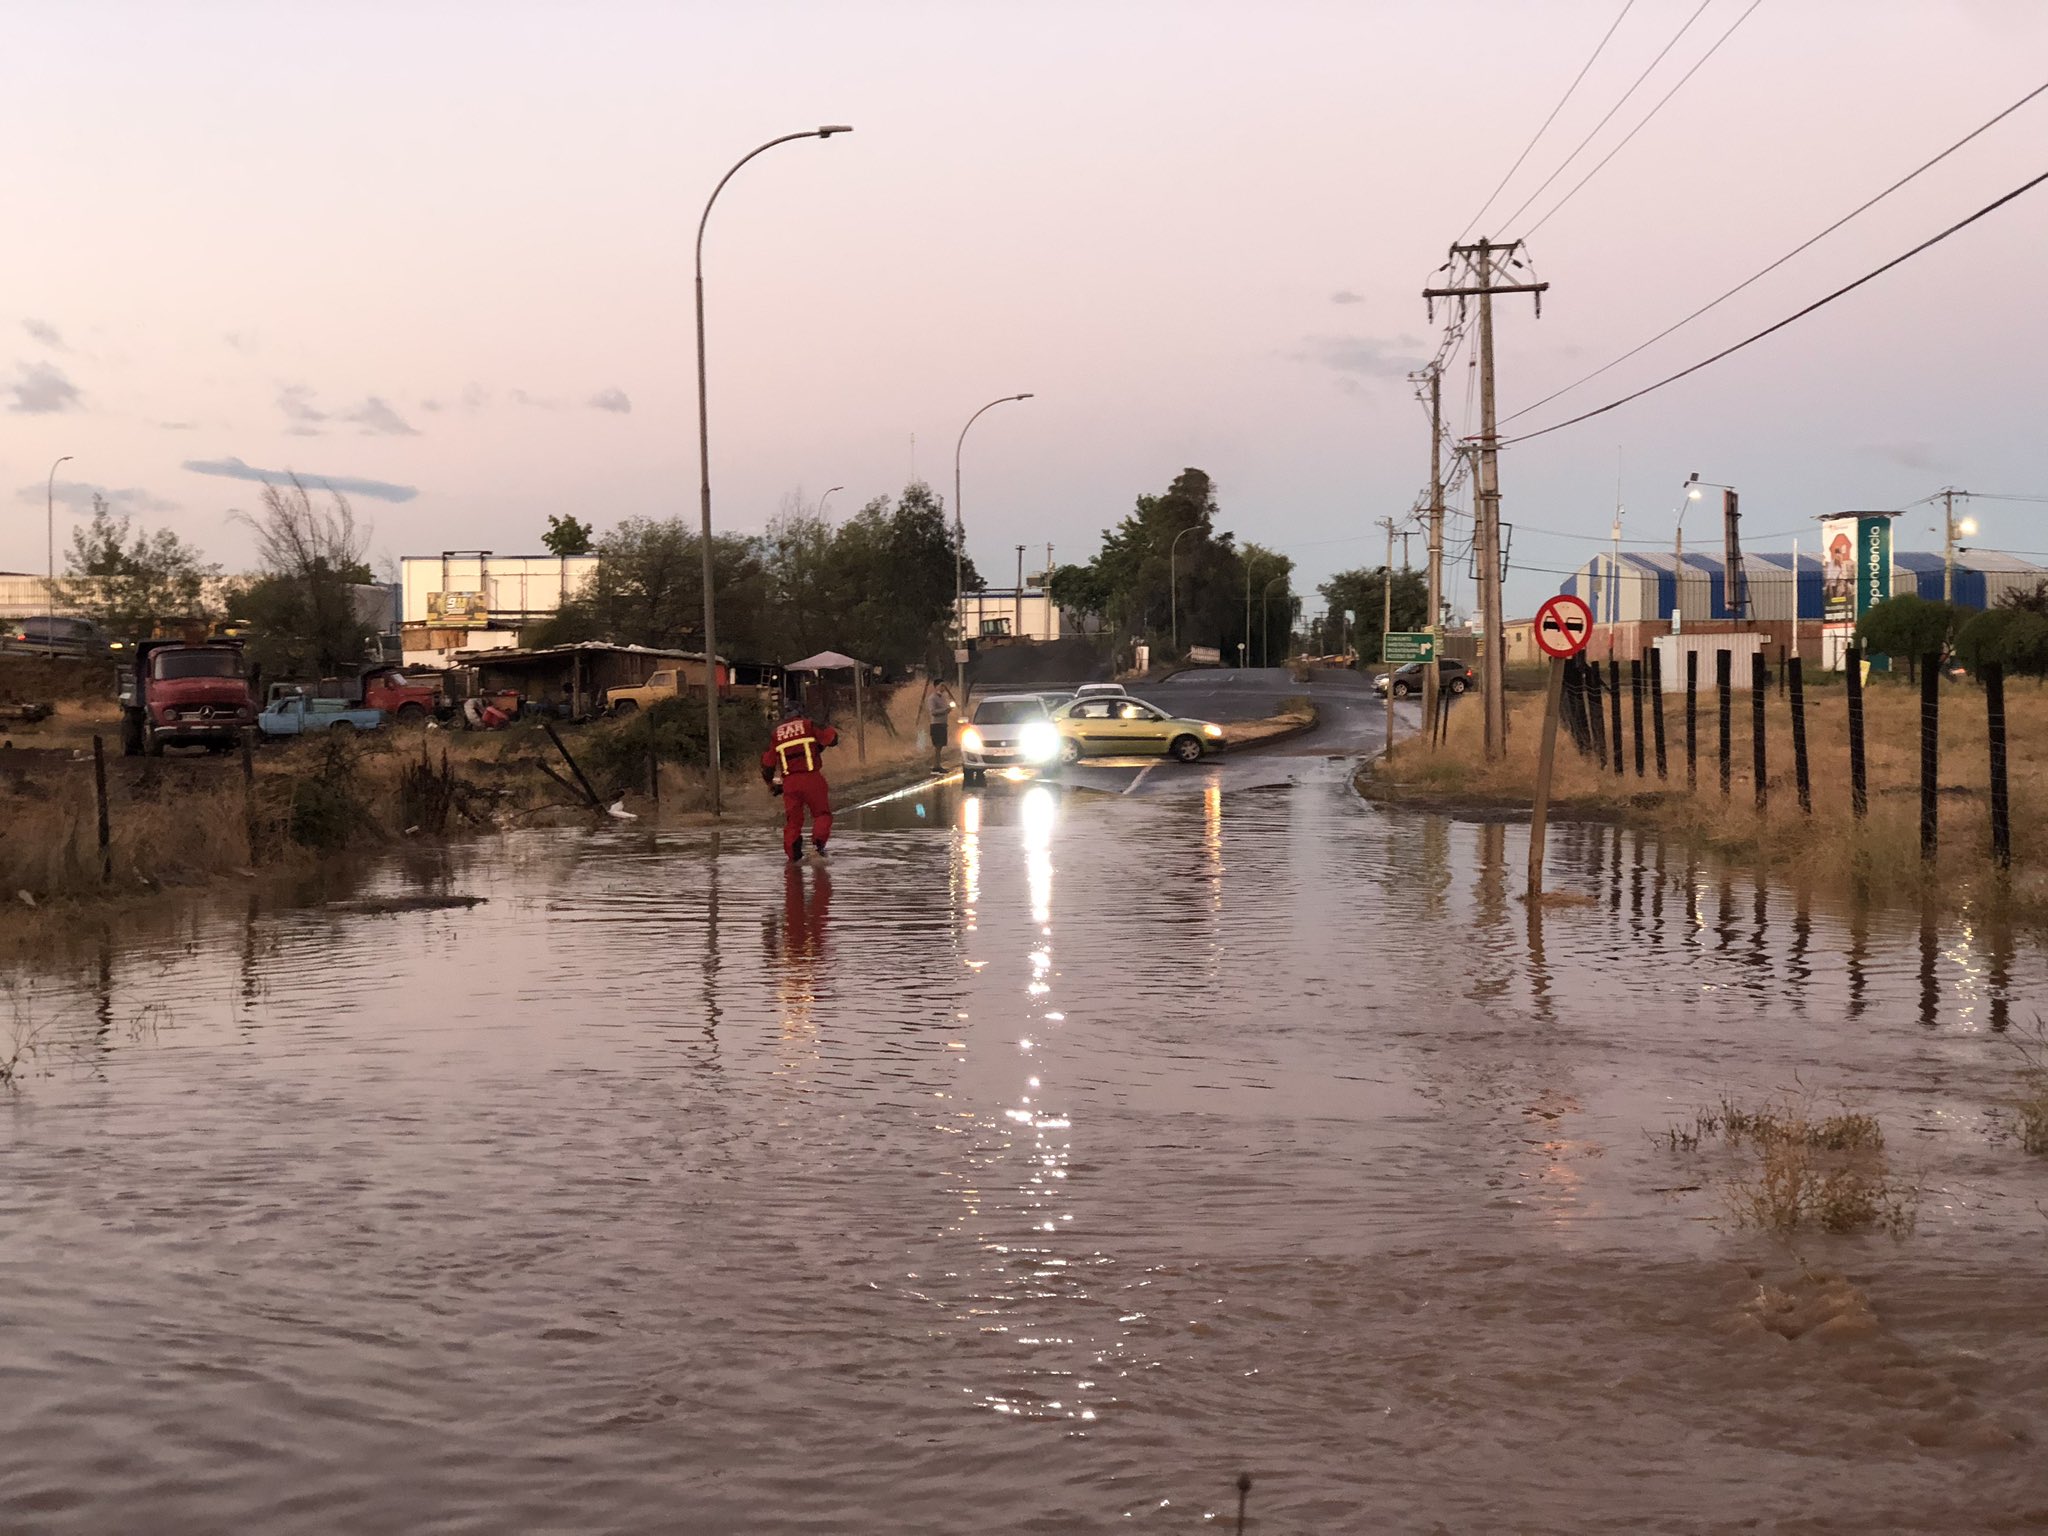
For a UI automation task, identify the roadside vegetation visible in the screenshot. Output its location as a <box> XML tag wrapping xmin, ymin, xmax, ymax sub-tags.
<box><xmin>1661</xmin><ymin>1093</ymin><xmax>1919</xmax><ymax>1238</ymax></box>
<box><xmin>1367</xmin><ymin>674</ymin><xmax>2048</xmax><ymax>926</ymax></box>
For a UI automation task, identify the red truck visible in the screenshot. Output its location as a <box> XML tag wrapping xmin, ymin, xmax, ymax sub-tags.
<box><xmin>356</xmin><ymin>665</ymin><xmax>442</xmax><ymax>724</ymax></box>
<box><xmin>119</xmin><ymin>639</ymin><xmax>256</xmax><ymax>755</ymax></box>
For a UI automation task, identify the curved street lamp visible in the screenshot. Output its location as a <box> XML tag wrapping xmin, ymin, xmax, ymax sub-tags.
<box><xmin>695</xmin><ymin>124</ymin><xmax>852</xmax><ymax>815</ymax></box>
<box><xmin>1674</xmin><ymin>472</ymin><xmax>1734</xmax><ymax>634</ymax></box>
<box><xmin>817</xmin><ymin>484</ymin><xmax>844</xmax><ymax>521</ymax></box>
<box><xmin>952</xmin><ymin>393</ymin><xmax>1033</xmax><ymax>707</ymax></box>
<box><xmin>1261</xmin><ymin>573</ymin><xmax>1288</xmax><ymax>668</ymax></box>
<box><xmin>47</xmin><ymin>455</ymin><xmax>72</xmax><ymax>655</ymax></box>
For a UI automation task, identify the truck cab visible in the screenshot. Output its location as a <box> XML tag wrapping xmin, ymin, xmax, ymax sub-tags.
<box><xmin>357</xmin><ymin>665</ymin><xmax>441</xmax><ymax>724</ymax></box>
<box><xmin>603</xmin><ymin>669</ymin><xmax>685</xmax><ymax>717</ymax></box>
<box><xmin>120</xmin><ymin>640</ymin><xmax>255</xmax><ymax>755</ymax></box>
<box><xmin>257</xmin><ymin>694</ymin><xmax>384</xmax><ymax>738</ymax></box>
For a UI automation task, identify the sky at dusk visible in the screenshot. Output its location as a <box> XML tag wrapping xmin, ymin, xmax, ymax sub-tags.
<box><xmin>3</xmin><ymin>0</ymin><xmax>2044</xmax><ymax>617</ymax></box>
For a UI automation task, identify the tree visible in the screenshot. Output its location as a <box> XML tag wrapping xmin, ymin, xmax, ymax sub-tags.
<box><xmin>1997</xmin><ymin>577</ymin><xmax>2048</xmax><ymax>615</ymax></box>
<box><xmin>1955</xmin><ymin>606</ymin><xmax>2048</xmax><ymax>679</ymax></box>
<box><xmin>1854</xmin><ymin>593</ymin><xmax>1968</xmax><ymax>682</ymax></box>
<box><xmin>59</xmin><ymin>494</ymin><xmax>219</xmax><ymax>639</ymax></box>
<box><xmin>541</xmin><ymin>513</ymin><xmax>594</xmax><ymax>557</ymax></box>
<box><xmin>1319</xmin><ymin>566</ymin><xmax>1429</xmax><ymax>661</ymax></box>
<box><xmin>226</xmin><ymin>476</ymin><xmax>380</xmax><ymax>677</ymax></box>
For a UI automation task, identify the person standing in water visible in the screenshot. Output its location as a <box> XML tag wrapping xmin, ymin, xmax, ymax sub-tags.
<box><xmin>762</xmin><ymin>701</ymin><xmax>839</xmax><ymax>861</ymax></box>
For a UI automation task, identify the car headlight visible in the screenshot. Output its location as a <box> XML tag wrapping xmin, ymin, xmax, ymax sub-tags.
<box><xmin>960</xmin><ymin>727</ymin><xmax>984</xmax><ymax>754</ymax></box>
<box><xmin>1203</xmin><ymin>723</ymin><xmax>1222</xmax><ymax>738</ymax></box>
<box><xmin>1020</xmin><ymin>722</ymin><xmax>1058</xmax><ymax>762</ymax></box>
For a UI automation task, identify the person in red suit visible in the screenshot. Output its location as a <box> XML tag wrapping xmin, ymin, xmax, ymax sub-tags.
<box><xmin>761</xmin><ymin>705</ymin><xmax>839</xmax><ymax>860</ymax></box>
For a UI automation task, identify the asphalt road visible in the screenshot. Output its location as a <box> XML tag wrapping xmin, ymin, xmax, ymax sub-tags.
<box><xmin>955</xmin><ymin>665</ymin><xmax>1425</xmax><ymax>801</ymax></box>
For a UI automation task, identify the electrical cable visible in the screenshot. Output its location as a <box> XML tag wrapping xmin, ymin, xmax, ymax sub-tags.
<box><xmin>1494</xmin><ymin>0</ymin><xmax>1717</xmax><ymax>236</ymax></box>
<box><xmin>1458</xmin><ymin>0</ymin><xmax>1640</xmax><ymax>241</ymax></box>
<box><xmin>1524</xmin><ymin>0</ymin><xmax>1766</xmax><ymax>237</ymax></box>
<box><xmin>1500</xmin><ymin>166</ymin><xmax>2048</xmax><ymax>445</ymax></box>
<box><xmin>1504</xmin><ymin>76</ymin><xmax>2048</xmax><ymax>424</ymax></box>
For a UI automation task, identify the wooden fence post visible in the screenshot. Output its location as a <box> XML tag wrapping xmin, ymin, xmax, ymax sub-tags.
<box><xmin>241</xmin><ymin>727</ymin><xmax>260</xmax><ymax>865</ymax></box>
<box><xmin>1750</xmin><ymin>652</ymin><xmax>1768</xmax><ymax>811</ymax></box>
<box><xmin>1685</xmin><ymin>649</ymin><xmax>1698</xmax><ymax>791</ymax></box>
<box><xmin>1920</xmin><ymin>651</ymin><xmax>1939</xmax><ymax>862</ymax></box>
<box><xmin>1716</xmin><ymin>648</ymin><xmax>1732</xmax><ymax>797</ymax></box>
<box><xmin>1788</xmin><ymin>657</ymin><xmax>1812</xmax><ymax>815</ymax></box>
<box><xmin>1607</xmin><ymin>658</ymin><xmax>1624</xmax><ymax>777</ymax></box>
<box><xmin>1648</xmin><ymin>646</ymin><xmax>1668</xmax><ymax>781</ymax></box>
<box><xmin>92</xmin><ymin>734</ymin><xmax>112</xmax><ymax>884</ymax></box>
<box><xmin>1585</xmin><ymin>659</ymin><xmax>1608</xmax><ymax>765</ymax></box>
<box><xmin>1629</xmin><ymin>657</ymin><xmax>1645</xmax><ymax>778</ymax></box>
<box><xmin>1846</xmin><ymin>644</ymin><xmax>1868</xmax><ymax>819</ymax></box>
<box><xmin>1986</xmin><ymin>662</ymin><xmax>2011</xmax><ymax>870</ymax></box>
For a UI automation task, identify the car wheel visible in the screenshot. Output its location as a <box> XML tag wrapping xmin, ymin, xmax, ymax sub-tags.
<box><xmin>1392</xmin><ymin>680</ymin><xmax>1411</xmax><ymax>698</ymax></box>
<box><xmin>611</xmin><ymin>699</ymin><xmax>638</xmax><ymax>718</ymax></box>
<box><xmin>1059</xmin><ymin>738</ymin><xmax>1082</xmax><ymax>765</ymax></box>
<box><xmin>1170</xmin><ymin>734</ymin><xmax>1204</xmax><ymax>763</ymax></box>
<box><xmin>329</xmin><ymin>721</ymin><xmax>356</xmax><ymax>734</ymax></box>
<box><xmin>395</xmin><ymin>702</ymin><xmax>426</xmax><ymax>725</ymax></box>
<box><xmin>121</xmin><ymin>713</ymin><xmax>143</xmax><ymax>757</ymax></box>
<box><xmin>144</xmin><ymin>724</ymin><xmax>165</xmax><ymax>757</ymax></box>
<box><xmin>1449</xmin><ymin>677</ymin><xmax>1469</xmax><ymax>695</ymax></box>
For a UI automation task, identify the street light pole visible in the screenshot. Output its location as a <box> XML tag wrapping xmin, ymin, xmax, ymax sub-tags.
<box><xmin>695</xmin><ymin>124</ymin><xmax>851</xmax><ymax>817</ymax></box>
<box><xmin>47</xmin><ymin>455</ymin><xmax>72</xmax><ymax>654</ymax></box>
<box><xmin>952</xmin><ymin>393</ymin><xmax>1033</xmax><ymax>710</ymax></box>
<box><xmin>1261</xmin><ymin>574</ymin><xmax>1286</xmax><ymax>668</ymax></box>
<box><xmin>1169</xmin><ymin>524</ymin><xmax>1199</xmax><ymax>657</ymax></box>
<box><xmin>817</xmin><ymin>484</ymin><xmax>844</xmax><ymax>520</ymax></box>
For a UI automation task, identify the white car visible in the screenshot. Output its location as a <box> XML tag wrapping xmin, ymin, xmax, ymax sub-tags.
<box><xmin>959</xmin><ymin>694</ymin><xmax>1061</xmax><ymax>786</ymax></box>
<box><xmin>1071</xmin><ymin>682</ymin><xmax>1129</xmax><ymax>700</ymax></box>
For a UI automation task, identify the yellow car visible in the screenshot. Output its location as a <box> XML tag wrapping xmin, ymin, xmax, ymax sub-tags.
<box><xmin>1052</xmin><ymin>695</ymin><xmax>1225</xmax><ymax>764</ymax></box>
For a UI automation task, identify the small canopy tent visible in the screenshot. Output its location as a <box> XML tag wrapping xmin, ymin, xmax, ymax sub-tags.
<box><xmin>785</xmin><ymin>650</ymin><xmax>869</xmax><ymax>764</ymax></box>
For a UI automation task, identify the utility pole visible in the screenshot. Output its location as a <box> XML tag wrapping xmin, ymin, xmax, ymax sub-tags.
<box><xmin>1425</xmin><ymin>239</ymin><xmax>1546</xmax><ymax>760</ymax></box>
<box><xmin>1414</xmin><ymin>364</ymin><xmax>1444</xmax><ymax>738</ymax></box>
<box><xmin>1015</xmin><ymin>544</ymin><xmax>1027</xmax><ymax>638</ymax></box>
<box><xmin>1379</xmin><ymin>515</ymin><xmax>1397</xmax><ymax>755</ymax></box>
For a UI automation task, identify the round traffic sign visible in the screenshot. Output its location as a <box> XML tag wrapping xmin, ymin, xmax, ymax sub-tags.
<box><xmin>1534</xmin><ymin>593</ymin><xmax>1593</xmax><ymax>659</ymax></box>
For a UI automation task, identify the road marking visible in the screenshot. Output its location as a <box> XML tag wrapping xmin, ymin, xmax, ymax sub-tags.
<box><xmin>1122</xmin><ymin>763</ymin><xmax>1160</xmax><ymax>796</ymax></box>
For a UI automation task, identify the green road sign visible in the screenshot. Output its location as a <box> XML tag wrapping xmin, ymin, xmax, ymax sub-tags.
<box><xmin>1383</xmin><ymin>632</ymin><xmax>1436</xmax><ymax>664</ymax></box>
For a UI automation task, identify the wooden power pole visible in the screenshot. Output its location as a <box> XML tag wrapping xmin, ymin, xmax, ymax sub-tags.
<box><xmin>1424</xmin><ymin>239</ymin><xmax>1546</xmax><ymax>760</ymax></box>
<box><xmin>1414</xmin><ymin>362</ymin><xmax>1445</xmax><ymax>741</ymax></box>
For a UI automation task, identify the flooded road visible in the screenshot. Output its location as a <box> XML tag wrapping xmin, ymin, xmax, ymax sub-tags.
<box><xmin>5</xmin><ymin>674</ymin><xmax>2048</xmax><ymax>1532</ymax></box>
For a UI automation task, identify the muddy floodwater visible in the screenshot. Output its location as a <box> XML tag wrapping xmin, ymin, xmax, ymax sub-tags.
<box><xmin>5</xmin><ymin>748</ymin><xmax>2048</xmax><ymax>1532</ymax></box>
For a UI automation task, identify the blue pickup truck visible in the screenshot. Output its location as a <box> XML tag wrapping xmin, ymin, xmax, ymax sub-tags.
<box><xmin>257</xmin><ymin>694</ymin><xmax>385</xmax><ymax>739</ymax></box>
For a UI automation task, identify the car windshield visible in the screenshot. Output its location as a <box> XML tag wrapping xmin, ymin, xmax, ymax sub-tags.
<box><xmin>153</xmin><ymin>650</ymin><xmax>243</xmax><ymax>680</ymax></box>
<box><xmin>973</xmin><ymin>699</ymin><xmax>1047</xmax><ymax>725</ymax></box>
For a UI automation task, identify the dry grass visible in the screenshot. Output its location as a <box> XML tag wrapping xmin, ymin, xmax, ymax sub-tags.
<box><xmin>1372</xmin><ymin>674</ymin><xmax>2048</xmax><ymax>924</ymax></box>
<box><xmin>0</xmin><ymin>683</ymin><xmax>943</xmax><ymax>923</ymax></box>
<box><xmin>1663</xmin><ymin>1093</ymin><xmax>1918</xmax><ymax>1237</ymax></box>
<box><xmin>1220</xmin><ymin>697</ymin><xmax>1316</xmax><ymax>748</ymax></box>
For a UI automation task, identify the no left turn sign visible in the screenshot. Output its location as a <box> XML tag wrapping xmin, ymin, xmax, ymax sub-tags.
<box><xmin>1534</xmin><ymin>594</ymin><xmax>1593</xmax><ymax>660</ymax></box>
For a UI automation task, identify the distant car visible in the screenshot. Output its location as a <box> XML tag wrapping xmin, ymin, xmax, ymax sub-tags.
<box><xmin>1374</xmin><ymin>658</ymin><xmax>1474</xmax><ymax>699</ymax></box>
<box><xmin>3</xmin><ymin>616</ymin><xmax>107</xmax><ymax>657</ymax></box>
<box><xmin>1071</xmin><ymin>682</ymin><xmax>1129</xmax><ymax>700</ymax></box>
<box><xmin>258</xmin><ymin>695</ymin><xmax>385</xmax><ymax>738</ymax></box>
<box><xmin>959</xmin><ymin>694</ymin><xmax>1061</xmax><ymax>785</ymax></box>
<box><xmin>1052</xmin><ymin>695</ymin><xmax>1223</xmax><ymax>764</ymax></box>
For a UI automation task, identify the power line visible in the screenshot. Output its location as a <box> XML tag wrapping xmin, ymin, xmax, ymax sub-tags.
<box><xmin>1495</xmin><ymin>0</ymin><xmax>1717</xmax><ymax>236</ymax></box>
<box><xmin>1501</xmin><ymin>166</ymin><xmax>2048</xmax><ymax>445</ymax></box>
<box><xmin>1524</xmin><ymin>0</ymin><xmax>1766</xmax><ymax>237</ymax></box>
<box><xmin>1505</xmin><ymin>77</ymin><xmax>2048</xmax><ymax>424</ymax></box>
<box><xmin>1458</xmin><ymin>0</ymin><xmax>1640</xmax><ymax>241</ymax></box>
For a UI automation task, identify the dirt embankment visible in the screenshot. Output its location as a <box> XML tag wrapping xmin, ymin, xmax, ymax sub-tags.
<box><xmin>1362</xmin><ymin>676</ymin><xmax>2048</xmax><ymax>925</ymax></box>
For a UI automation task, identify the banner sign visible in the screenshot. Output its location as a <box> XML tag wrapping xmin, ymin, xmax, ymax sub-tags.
<box><xmin>1821</xmin><ymin>514</ymin><xmax>1893</xmax><ymax>623</ymax></box>
<box><xmin>426</xmin><ymin>591</ymin><xmax>489</xmax><ymax>627</ymax></box>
